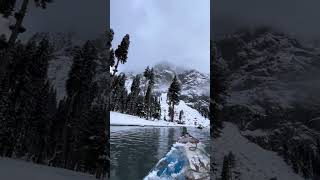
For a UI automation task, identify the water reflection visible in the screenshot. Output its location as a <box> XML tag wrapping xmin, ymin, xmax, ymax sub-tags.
<box><xmin>110</xmin><ymin>126</ymin><xmax>210</xmax><ymax>180</ymax></box>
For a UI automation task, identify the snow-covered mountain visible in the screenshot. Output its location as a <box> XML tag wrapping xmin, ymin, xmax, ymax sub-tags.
<box><xmin>215</xmin><ymin>28</ymin><xmax>320</xmax><ymax>179</ymax></box>
<box><xmin>125</xmin><ymin>61</ymin><xmax>209</xmax><ymax>96</ymax></box>
<box><xmin>124</xmin><ymin>61</ymin><xmax>210</xmax><ymax>117</ymax></box>
<box><xmin>217</xmin><ymin>29</ymin><xmax>320</xmax><ymax>130</ymax></box>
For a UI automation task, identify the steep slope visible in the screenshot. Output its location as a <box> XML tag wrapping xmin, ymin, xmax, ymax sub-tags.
<box><xmin>212</xmin><ymin>122</ymin><xmax>304</xmax><ymax>180</ymax></box>
<box><xmin>160</xmin><ymin>93</ymin><xmax>209</xmax><ymax>127</ymax></box>
<box><xmin>218</xmin><ymin>29</ymin><xmax>320</xmax><ymax>129</ymax></box>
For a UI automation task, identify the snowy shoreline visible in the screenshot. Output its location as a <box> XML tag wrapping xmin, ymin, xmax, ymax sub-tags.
<box><xmin>110</xmin><ymin>111</ymin><xmax>210</xmax><ymax>128</ymax></box>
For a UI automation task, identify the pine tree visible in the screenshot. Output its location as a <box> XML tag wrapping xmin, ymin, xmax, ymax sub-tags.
<box><xmin>136</xmin><ymin>95</ymin><xmax>145</xmax><ymax>118</ymax></box>
<box><xmin>66</xmin><ymin>41</ymin><xmax>97</xmax><ymax>97</ymax></box>
<box><xmin>221</xmin><ymin>155</ymin><xmax>231</xmax><ymax>180</ymax></box>
<box><xmin>107</xmin><ymin>29</ymin><xmax>115</xmax><ymax>68</ymax></box>
<box><xmin>211</xmin><ymin>40</ymin><xmax>228</xmax><ymax>138</ymax></box>
<box><xmin>112</xmin><ymin>34</ymin><xmax>130</xmax><ymax>76</ymax></box>
<box><xmin>28</xmin><ymin>81</ymin><xmax>50</xmax><ymax>163</ymax></box>
<box><xmin>48</xmin><ymin>98</ymin><xmax>68</xmax><ymax>167</ymax></box>
<box><xmin>110</xmin><ymin>74</ymin><xmax>127</xmax><ymax>112</ymax></box>
<box><xmin>127</xmin><ymin>75</ymin><xmax>141</xmax><ymax>115</ymax></box>
<box><xmin>151</xmin><ymin>97</ymin><xmax>161</xmax><ymax>120</ymax></box>
<box><xmin>0</xmin><ymin>0</ymin><xmax>52</xmax><ymax>82</ymax></box>
<box><xmin>167</xmin><ymin>75</ymin><xmax>181</xmax><ymax>122</ymax></box>
<box><xmin>143</xmin><ymin>68</ymin><xmax>155</xmax><ymax>119</ymax></box>
<box><xmin>64</xmin><ymin>41</ymin><xmax>98</xmax><ymax>170</ymax></box>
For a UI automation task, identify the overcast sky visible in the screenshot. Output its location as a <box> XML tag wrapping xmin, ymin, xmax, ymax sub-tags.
<box><xmin>212</xmin><ymin>0</ymin><xmax>320</xmax><ymax>41</ymax></box>
<box><xmin>0</xmin><ymin>0</ymin><xmax>106</xmax><ymax>41</ymax></box>
<box><xmin>111</xmin><ymin>0</ymin><xmax>210</xmax><ymax>73</ymax></box>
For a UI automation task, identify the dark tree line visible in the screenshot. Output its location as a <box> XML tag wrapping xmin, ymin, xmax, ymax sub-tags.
<box><xmin>109</xmin><ymin>71</ymin><xmax>161</xmax><ymax>120</ymax></box>
<box><xmin>221</xmin><ymin>152</ymin><xmax>237</xmax><ymax>180</ymax></box>
<box><xmin>0</xmin><ymin>2</ymin><xmax>110</xmax><ymax>179</ymax></box>
<box><xmin>0</xmin><ymin>35</ymin><xmax>110</xmax><ymax>179</ymax></box>
<box><xmin>108</xmin><ymin>30</ymin><xmax>161</xmax><ymax>120</ymax></box>
<box><xmin>279</xmin><ymin>139</ymin><xmax>320</xmax><ymax>179</ymax></box>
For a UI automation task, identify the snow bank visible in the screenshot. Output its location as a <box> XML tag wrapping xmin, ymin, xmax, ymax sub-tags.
<box><xmin>0</xmin><ymin>158</ymin><xmax>95</xmax><ymax>180</ymax></box>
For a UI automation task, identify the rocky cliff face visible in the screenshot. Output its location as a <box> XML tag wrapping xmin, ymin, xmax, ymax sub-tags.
<box><xmin>216</xmin><ymin>29</ymin><xmax>320</xmax><ymax>130</ymax></box>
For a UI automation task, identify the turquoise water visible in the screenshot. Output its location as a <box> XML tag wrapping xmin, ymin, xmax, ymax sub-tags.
<box><xmin>110</xmin><ymin>126</ymin><xmax>210</xmax><ymax>180</ymax></box>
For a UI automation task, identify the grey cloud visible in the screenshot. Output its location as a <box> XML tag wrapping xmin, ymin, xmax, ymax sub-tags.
<box><xmin>111</xmin><ymin>0</ymin><xmax>210</xmax><ymax>73</ymax></box>
<box><xmin>212</xmin><ymin>0</ymin><xmax>320</xmax><ymax>41</ymax></box>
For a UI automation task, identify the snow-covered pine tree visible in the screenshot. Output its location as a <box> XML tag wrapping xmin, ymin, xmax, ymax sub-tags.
<box><xmin>143</xmin><ymin>67</ymin><xmax>155</xmax><ymax>119</ymax></box>
<box><xmin>64</xmin><ymin>40</ymin><xmax>98</xmax><ymax>170</ymax></box>
<box><xmin>110</xmin><ymin>73</ymin><xmax>127</xmax><ymax>112</ymax></box>
<box><xmin>151</xmin><ymin>96</ymin><xmax>161</xmax><ymax>120</ymax></box>
<box><xmin>127</xmin><ymin>75</ymin><xmax>141</xmax><ymax>115</ymax></box>
<box><xmin>167</xmin><ymin>75</ymin><xmax>181</xmax><ymax>122</ymax></box>
<box><xmin>28</xmin><ymin>81</ymin><xmax>50</xmax><ymax>164</ymax></box>
<box><xmin>24</xmin><ymin>38</ymin><xmax>52</xmax><ymax>163</ymax></box>
<box><xmin>210</xmin><ymin>40</ymin><xmax>229</xmax><ymax>138</ymax></box>
<box><xmin>77</xmin><ymin>96</ymin><xmax>108</xmax><ymax>178</ymax></box>
<box><xmin>8</xmin><ymin>40</ymin><xmax>37</xmax><ymax>158</ymax></box>
<box><xmin>136</xmin><ymin>95</ymin><xmax>145</xmax><ymax>118</ymax></box>
<box><xmin>0</xmin><ymin>0</ymin><xmax>53</xmax><ymax>84</ymax></box>
<box><xmin>48</xmin><ymin>98</ymin><xmax>68</xmax><ymax>167</ymax></box>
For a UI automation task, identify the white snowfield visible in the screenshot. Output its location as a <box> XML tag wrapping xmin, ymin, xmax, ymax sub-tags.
<box><xmin>111</xmin><ymin>111</ymin><xmax>197</xmax><ymax>127</ymax></box>
<box><xmin>213</xmin><ymin>122</ymin><xmax>304</xmax><ymax>180</ymax></box>
<box><xmin>0</xmin><ymin>158</ymin><xmax>95</xmax><ymax>180</ymax></box>
<box><xmin>111</xmin><ymin>111</ymin><xmax>179</xmax><ymax>127</ymax></box>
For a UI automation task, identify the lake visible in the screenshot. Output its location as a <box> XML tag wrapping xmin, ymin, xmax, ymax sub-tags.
<box><xmin>110</xmin><ymin>126</ymin><xmax>210</xmax><ymax>180</ymax></box>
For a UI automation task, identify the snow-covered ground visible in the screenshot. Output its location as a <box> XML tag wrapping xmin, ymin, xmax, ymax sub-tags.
<box><xmin>0</xmin><ymin>158</ymin><xmax>95</xmax><ymax>180</ymax></box>
<box><xmin>111</xmin><ymin>111</ymin><xmax>195</xmax><ymax>127</ymax></box>
<box><xmin>159</xmin><ymin>93</ymin><xmax>209</xmax><ymax>127</ymax></box>
<box><xmin>111</xmin><ymin>93</ymin><xmax>210</xmax><ymax>127</ymax></box>
<box><xmin>212</xmin><ymin>122</ymin><xmax>304</xmax><ymax>180</ymax></box>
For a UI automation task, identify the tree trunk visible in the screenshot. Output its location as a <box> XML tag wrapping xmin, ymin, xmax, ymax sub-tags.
<box><xmin>172</xmin><ymin>104</ymin><xmax>175</xmax><ymax>122</ymax></box>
